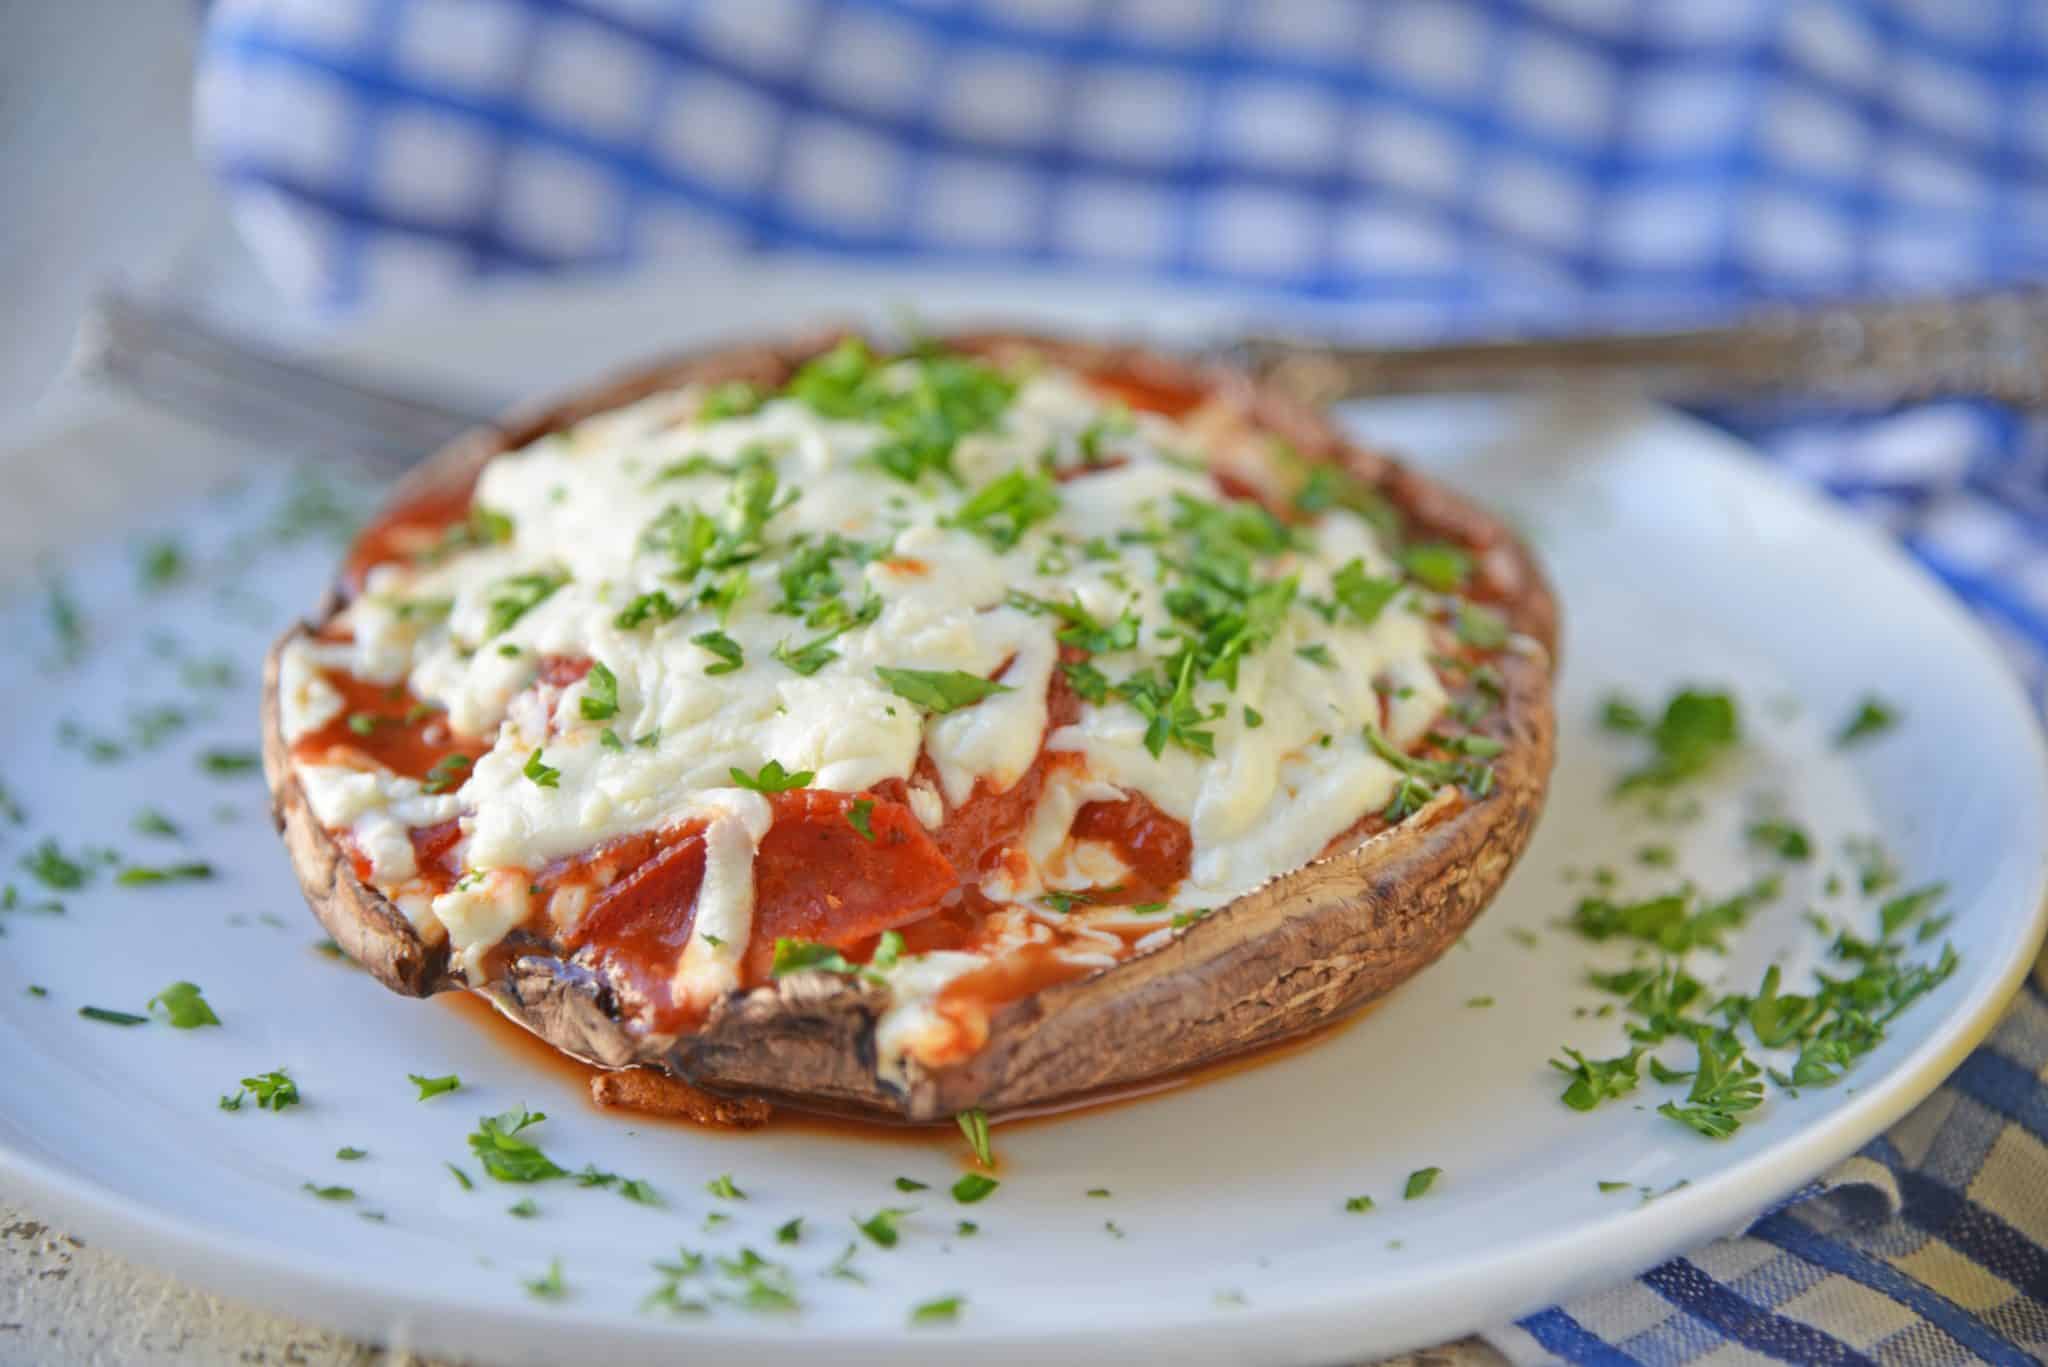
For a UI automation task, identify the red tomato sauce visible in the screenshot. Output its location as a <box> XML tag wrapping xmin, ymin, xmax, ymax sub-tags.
<box><xmin>1083</xmin><ymin>370</ymin><xmax>1210</xmax><ymax>420</ymax></box>
<box><xmin>290</xmin><ymin>668</ymin><xmax>485</xmax><ymax>783</ymax></box>
<box><xmin>340</xmin><ymin>478</ymin><xmax>477</xmax><ymax>595</ymax></box>
<box><xmin>1068</xmin><ymin>794</ymin><xmax>1193</xmax><ymax>906</ymax></box>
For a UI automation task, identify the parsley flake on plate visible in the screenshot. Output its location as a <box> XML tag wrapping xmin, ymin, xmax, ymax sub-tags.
<box><xmin>951</xmin><ymin>1174</ymin><xmax>999</xmax><ymax>1204</ymax></box>
<box><xmin>409</xmin><ymin>1072</ymin><xmax>461</xmax><ymax>1100</ymax></box>
<box><xmin>854</xmin><ymin>1207</ymin><xmax>914</xmax><ymax>1248</ymax></box>
<box><xmin>1403</xmin><ymin>1167</ymin><xmax>1442</xmax><ymax>1199</ymax></box>
<box><xmin>78</xmin><ymin>1005</ymin><xmax>147</xmax><ymax>1026</ymax></box>
<box><xmin>910</xmin><ymin>1294</ymin><xmax>965</xmax><ymax>1326</ymax></box>
<box><xmin>223</xmin><ymin>1068</ymin><xmax>299</xmax><ymax>1112</ymax></box>
<box><xmin>117</xmin><ymin>861</ymin><xmax>214</xmax><ymax>887</ymax></box>
<box><xmin>1836</xmin><ymin>696</ymin><xmax>1899</xmax><ymax>747</ymax></box>
<box><xmin>468</xmin><ymin>1107</ymin><xmax>565</xmax><ymax>1182</ymax></box>
<box><xmin>147</xmin><ymin>981</ymin><xmax>220</xmax><ymax>1028</ymax></box>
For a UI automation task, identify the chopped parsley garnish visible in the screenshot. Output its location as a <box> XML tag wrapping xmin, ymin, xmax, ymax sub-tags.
<box><xmin>1454</xmin><ymin>602</ymin><xmax>1509</xmax><ymax>650</ymax></box>
<box><xmin>523</xmin><ymin>1259</ymin><xmax>568</xmax><ymax>1301</ymax></box>
<box><xmin>786</xmin><ymin>337</ymin><xmax>1016</xmax><ymax>485</ymax></box>
<box><xmin>1568</xmin><ymin>878</ymin><xmax>1778</xmax><ymax>956</ymax></box>
<box><xmin>1836</xmin><ymin>696</ymin><xmax>1899</xmax><ymax>747</ymax></box>
<box><xmin>691</xmin><ymin>630</ymin><xmax>744</xmax><ymax>675</ymax></box>
<box><xmin>957</xmin><ymin>1108</ymin><xmax>993</xmax><ymax>1168</ymax></box>
<box><xmin>482</xmin><ymin>569</ymin><xmax>569</xmax><ymax>638</ymax></box>
<box><xmin>116</xmin><ymin>862</ymin><xmax>214</xmax><ymax>887</ymax></box>
<box><xmin>1550</xmin><ymin>1046</ymin><xmax>1644</xmax><ymax>1111</ymax></box>
<box><xmin>1006</xmin><ymin>590</ymin><xmax>1142</xmax><ymax>655</ymax></box>
<box><xmin>776</xmin><ymin>1217</ymin><xmax>804</xmax><ymax>1244</ymax></box>
<box><xmin>951</xmin><ymin>1173</ymin><xmax>998</xmax><ymax>1203</ymax></box>
<box><xmin>409</xmin><ymin>1072</ymin><xmax>461</xmax><ymax>1100</ymax></box>
<box><xmin>414</xmin><ymin>505</ymin><xmax>513</xmax><ymax>564</ymax></box>
<box><xmin>894</xmin><ymin>1176</ymin><xmax>930</xmax><ymax>1192</ymax></box>
<box><xmin>1399</xmin><ymin>543</ymin><xmax>1471</xmax><ymax>592</ymax></box>
<box><xmin>910</xmin><ymin>1295</ymin><xmax>964</xmax><ymax>1326</ymax></box>
<box><xmin>523</xmin><ymin>749</ymin><xmax>561</xmax><ymax>788</ymax></box>
<box><xmin>945</xmin><ymin>468</ymin><xmax>1060</xmax><ymax>549</ymax></box>
<box><xmin>45</xmin><ymin>576</ymin><xmax>85</xmax><ymax>665</ymax></box>
<box><xmin>446</xmin><ymin>1163</ymin><xmax>474</xmax><ymax>1190</ymax></box>
<box><xmin>1658</xmin><ymin>1034</ymin><xmax>1764</xmax><ymax>1139</ymax></box>
<box><xmin>21</xmin><ymin>840</ymin><xmax>89</xmax><ymax>890</ymax></box>
<box><xmin>147</xmin><ymin>981</ymin><xmax>220</xmax><ymax>1028</ymax></box>
<box><xmin>337</xmin><ymin>1146</ymin><xmax>367</xmax><ymax>1160</ymax></box>
<box><xmin>1610</xmin><ymin>689</ymin><xmax>1740</xmax><ymax>793</ymax></box>
<box><xmin>1291</xmin><ymin>461</ymin><xmax>1401</xmax><ymax>537</ymax></box>
<box><xmin>78</xmin><ymin>1005</ymin><xmax>148</xmax><ymax>1026</ymax></box>
<box><xmin>614</xmin><ymin>589</ymin><xmax>682</xmax><ymax>630</ymax></box>
<box><xmin>199</xmin><ymin>748</ymin><xmax>262</xmax><ymax>777</ymax></box>
<box><xmin>876</xmin><ymin>666</ymin><xmax>1012</xmax><ymax>714</ymax></box>
<box><xmin>302</xmin><ymin>1183</ymin><xmax>354</xmax><ymax>1202</ymax></box>
<box><xmin>769</xmin><ymin>939</ymin><xmax>865</xmax><ymax>977</ymax></box>
<box><xmin>507</xmin><ymin>1198</ymin><xmax>539</xmax><ymax>1218</ymax></box>
<box><xmin>1402</xmin><ymin>1167</ymin><xmax>1442</xmax><ymax>1199</ymax></box>
<box><xmin>706</xmin><ymin>1174</ymin><xmax>745</xmax><ymax>1200</ymax></box>
<box><xmin>1363</xmin><ymin>723</ymin><xmax>1494</xmax><ymax>814</ymax></box>
<box><xmin>729</xmin><ymin>759</ymin><xmax>813</xmax><ymax>792</ymax></box>
<box><xmin>137</xmin><ymin>539</ymin><xmax>186</xmax><ymax>589</ymax></box>
<box><xmin>1878</xmin><ymin>883</ymin><xmax>1948</xmax><ymax>939</ymax></box>
<box><xmin>1746</xmin><ymin>819</ymin><xmax>1811</xmax><ymax>860</ymax></box>
<box><xmin>224</xmin><ymin>1069</ymin><xmax>299</xmax><ymax>1111</ymax></box>
<box><xmin>620</xmin><ymin>1178</ymin><xmax>662</xmax><ymax>1206</ymax></box>
<box><xmin>854</xmin><ymin>1207</ymin><xmax>914</xmax><ymax>1248</ymax></box>
<box><xmin>1295</xmin><ymin>643</ymin><xmax>1335</xmax><ymax>668</ymax></box>
<box><xmin>699</xmin><ymin>379</ymin><xmax>765</xmax><ymax>422</ymax></box>
<box><xmin>468</xmin><ymin>1107</ymin><xmax>566</xmax><ymax>1182</ymax></box>
<box><xmin>771</xmin><ymin>633</ymin><xmax>839</xmax><ymax>676</ymax></box>
<box><xmin>579</xmin><ymin>661</ymin><xmax>619</xmax><ymax>720</ymax></box>
<box><xmin>1345</xmin><ymin>1195</ymin><xmax>1375</xmax><ymax>1213</ymax></box>
<box><xmin>1331</xmin><ymin>558</ymin><xmax>1401</xmax><ymax>626</ymax></box>
<box><xmin>847</xmin><ymin>798</ymin><xmax>877</xmax><ymax>842</ymax></box>
<box><xmin>421</xmin><ymin>753</ymin><xmax>472</xmax><ymax>794</ymax></box>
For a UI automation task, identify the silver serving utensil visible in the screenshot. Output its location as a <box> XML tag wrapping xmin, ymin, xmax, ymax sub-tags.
<box><xmin>1227</xmin><ymin>288</ymin><xmax>2048</xmax><ymax>409</ymax></box>
<box><xmin>76</xmin><ymin>286</ymin><xmax>2048</xmax><ymax>478</ymax></box>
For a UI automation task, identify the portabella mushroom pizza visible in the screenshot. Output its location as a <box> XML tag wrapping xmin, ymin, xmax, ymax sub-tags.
<box><xmin>263</xmin><ymin>332</ymin><xmax>1557</xmax><ymax>1122</ymax></box>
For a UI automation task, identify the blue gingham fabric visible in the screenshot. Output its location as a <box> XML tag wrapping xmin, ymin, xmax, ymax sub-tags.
<box><xmin>192</xmin><ymin>3</ymin><xmax>2048</xmax><ymax>1362</ymax></box>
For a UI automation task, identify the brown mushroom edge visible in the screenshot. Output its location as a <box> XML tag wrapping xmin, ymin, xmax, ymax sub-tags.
<box><xmin>260</xmin><ymin>330</ymin><xmax>1559</xmax><ymax>1125</ymax></box>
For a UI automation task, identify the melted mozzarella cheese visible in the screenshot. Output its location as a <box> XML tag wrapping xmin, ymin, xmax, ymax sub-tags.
<box><xmin>286</xmin><ymin>362</ymin><xmax>1458</xmax><ymax>1027</ymax></box>
<box><xmin>297</xmin><ymin>763</ymin><xmax>462</xmax><ymax>885</ymax></box>
<box><xmin>666</xmin><ymin>788</ymin><xmax>774</xmax><ymax>1015</ymax></box>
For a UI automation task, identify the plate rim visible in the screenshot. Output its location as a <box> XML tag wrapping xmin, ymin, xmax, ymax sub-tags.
<box><xmin>3</xmin><ymin>264</ymin><xmax>2045</xmax><ymax>1363</ymax></box>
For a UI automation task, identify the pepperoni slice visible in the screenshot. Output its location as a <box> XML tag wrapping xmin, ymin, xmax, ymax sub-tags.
<box><xmin>743</xmin><ymin>790</ymin><xmax>957</xmax><ymax>982</ymax></box>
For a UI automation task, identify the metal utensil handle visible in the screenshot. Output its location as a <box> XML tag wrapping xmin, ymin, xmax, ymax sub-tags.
<box><xmin>74</xmin><ymin>290</ymin><xmax>500</xmax><ymax>474</ymax></box>
<box><xmin>1227</xmin><ymin>289</ymin><xmax>2048</xmax><ymax>409</ymax></box>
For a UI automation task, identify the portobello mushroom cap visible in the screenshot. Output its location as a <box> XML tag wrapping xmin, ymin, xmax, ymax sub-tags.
<box><xmin>262</xmin><ymin>330</ymin><xmax>1558</xmax><ymax>1123</ymax></box>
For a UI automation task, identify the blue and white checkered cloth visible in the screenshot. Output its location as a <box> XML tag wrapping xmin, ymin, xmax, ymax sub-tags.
<box><xmin>194</xmin><ymin>3</ymin><xmax>2048</xmax><ymax>1361</ymax></box>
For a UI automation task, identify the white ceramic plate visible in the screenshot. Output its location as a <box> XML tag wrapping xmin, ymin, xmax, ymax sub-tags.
<box><xmin>1</xmin><ymin>265</ymin><xmax>2043</xmax><ymax>1366</ymax></box>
